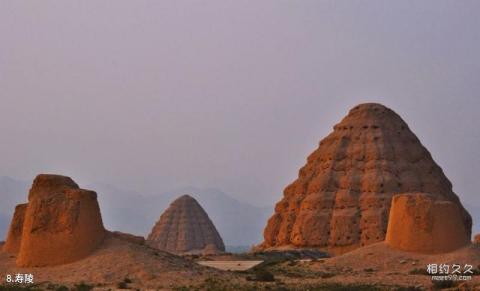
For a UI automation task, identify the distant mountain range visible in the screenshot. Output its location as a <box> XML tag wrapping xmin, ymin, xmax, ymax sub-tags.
<box><xmin>0</xmin><ymin>176</ymin><xmax>272</xmax><ymax>247</ymax></box>
<box><xmin>0</xmin><ymin>213</ymin><xmax>9</xmax><ymax>241</ymax></box>
<box><xmin>0</xmin><ymin>176</ymin><xmax>29</xmax><ymax>240</ymax></box>
<box><xmin>90</xmin><ymin>183</ymin><xmax>272</xmax><ymax>247</ymax></box>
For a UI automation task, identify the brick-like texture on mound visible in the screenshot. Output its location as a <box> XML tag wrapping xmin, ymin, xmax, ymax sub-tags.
<box><xmin>147</xmin><ymin>195</ymin><xmax>225</xmax><ymax>255</ymax></box>
<box><xmin>2</xmin><ymin>203</ymin><xmax>28</xmax><ymax>254</ymax></box>
<box><xmin>259</xmin><ymin>103</ymin><xmax>472</xmax><ymax>254</ymax></box>
<box><xmin>15</xmin><ymin>174</ymin><xmax>106</xmax><ymax>267</ymax></box>
<box><xmin>386</xmin><ymin>193</ymin><xmax>470</xmax><ymax>253</ymax></box>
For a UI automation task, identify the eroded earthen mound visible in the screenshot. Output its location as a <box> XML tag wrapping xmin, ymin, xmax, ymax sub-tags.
<box><xmin>2</xmin><ymin>203</ymin><xmax>28</xmax><ymax>254</ymax></box>
<box><xmin>259</xmin><ymin>103</ymin><xmax>472</xmax><ymax>254</ymax></box>
<box><xmin>147</xmin><ymin>195</ymin><xmax>225</xmax><ymax>255</ymax></box>
<box><xmin>11</xmin><ymin>174</ymin><xmax>106</xmax><ymax>267</ymax></box>
<box><xmin>475</xmin><ymin>234</ymin><xmax>480</xmax><ymax>244</ymax></box>
<box><xmin>386</xmin><ymin>193</ymin><xmax>470</xmax><ymax>253</ymax></box>
<box><xmin>28</xmin><ymin>174</ymin><xmax>79</xmax><ymax>200</ymax></box>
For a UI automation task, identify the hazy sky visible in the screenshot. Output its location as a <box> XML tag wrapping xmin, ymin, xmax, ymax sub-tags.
<box><xmin>1</xmin><ymin>1</ymin><xmax>479</xmax><ymax>207</ymax></box>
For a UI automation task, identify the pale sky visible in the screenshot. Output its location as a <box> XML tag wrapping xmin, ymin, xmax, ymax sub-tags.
<box><xmin>1</xmin><ymin>1</ymin><xmax>479</xmax><ymax>208</ymax></box>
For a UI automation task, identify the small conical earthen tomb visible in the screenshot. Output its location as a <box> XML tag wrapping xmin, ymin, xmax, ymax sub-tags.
<box><xmin>259</xmin><ymin>103</ymin><xmax>471</xmax><ymax>254</ymax></box>
<box><xmin>3</xmin><ymin>174</ymin><xmax>106</xmax><ymax>267</ymax></box>
<box><xmin>147</xmin><ymin>195</ymin><xmax>225</xmax><ymax>255</ymax></box>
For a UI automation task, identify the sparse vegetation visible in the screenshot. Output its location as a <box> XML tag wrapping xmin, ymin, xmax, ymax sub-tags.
<box><xmin>319</xmin><ymin>272</ymin><xmax>336</xmax><ymax>279</ymax></box>
<box><xmin>173</xmin><ymin>281</ymin><xmax>419</xmax><ymax>291</ymax></box>
<box><xmin>301</xmin><ymin>284</ymin><xmax>381</xmax><ymax>291</ymax></box>
<box><xmin>44</xmin><ymin>283</ymin><xmax>68</xmax><ymax>291</ymax></box>
<box><xmin>263</xmin><ymin>258</ymin><xmax>336</xmax><ymax>279</ymax></box>
<box><xmin>117</xmin><ymin>277</ymin><xmax>133</xmax><ymax>289</ymax></box>
<box><xmin>117</xmin><ymin>281</ymin><xmax>129</xmax><ymax>289</ymax></box>
<box><xmin>408</xmin><ymin>268</ymin><xmax>430</xmax><ymax>275</ymax></box>
<box><xmin>394</xmin><ymin>287</ymin><xmax>423</xmax><ymax>291</ymax></box>
<box><xmin>471</xmin><ymin>268</ymin><xmax>480</xmax><ymax>275</ymax></box>
<box><xmin>431</xmin><ymin>279</ymin><xmax>458</xmax><ymax>289</ymax></box>
<box><xmin>0</xmin><ymin>285</ymin><xmax>41</xmax><ymax>291</ymax></box>
<box><xmin>72</xmin><ymin>282</ymin><xmax>93</xmax><ymax>291</ymax></box>
<box><xmin>253</xmin><ymin>249</ymin><xmax>329</xmax><ymax>262</ymax></box>
<box><xmin>247</xmin><ymin>268</ymin><xmax>275</xmax><ymax>282</ymax></box>
<box><xmin>274</xmin><ymin>264</ymin><xmax>336</xmax><ymax>279</ymax></box>
<box><xmin>173</xmin><ymin>277</ymin><xmax>256</xmax><ymax>291</ymax></box>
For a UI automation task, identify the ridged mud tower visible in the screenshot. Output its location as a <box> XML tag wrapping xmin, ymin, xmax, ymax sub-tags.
<box><xmin>147</xmin><ymin>195</ymin><xmax>225</xmax><ymax>255</ymax></box>
<box><xmin>3</xmin><ymin>174</ymin><xmax>106</xmax><ymax>267</ymax></box>
<box><xmin>386</xmin><ymin>193</ymin><xmax>470</xmax><ymax>253</ymax></box>
<box><xmin>259</xmin><ymin>103</ymin><xmax>472</xmax><ymax>254</ymax></box>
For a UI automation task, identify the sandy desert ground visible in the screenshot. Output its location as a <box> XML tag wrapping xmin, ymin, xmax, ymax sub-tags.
<box><xmin>1</xmin><ymin>235</ymin><xmax>480</xmax><ymax>290</ymax></box>
<box><xmin>0</xmin><ymin>232</ymin><xmax>236</xmax><ymax>290</ymax></box>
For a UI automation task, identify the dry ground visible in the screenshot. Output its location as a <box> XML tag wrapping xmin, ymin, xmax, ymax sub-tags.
<box><xmin>197</xmin><ymin>260</ymin><xmax>263</xmax><ymax>271</ymax></box>
<box><xmin>2</xmin><ymin>236</ymin><xmax>480</xmax><ymax>290</ymax></box>
<box><xmin>0</xmin><ymin>233</ymin><xmax>238</xmax><ymax>290</ymax></box>
<box><xmin>267</xmin><ymin>242</ymin><xmax>480</xmax><ymax>290</ymax></box>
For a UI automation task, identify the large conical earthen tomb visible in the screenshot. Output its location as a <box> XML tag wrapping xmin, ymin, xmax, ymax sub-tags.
<box><xmin>147</xmin><ymin>195</ymin><xmax>225</xmax><ymax>255</ymax></box>
<box><xmin>259</xmin><ymin>103</ymin><xmax>471</xmax><ymax>254</ymax></box>
<box><xmin>2</xmin><ymin>174</ymin><xmax>106</xmax><ymax>267</ymax></box>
